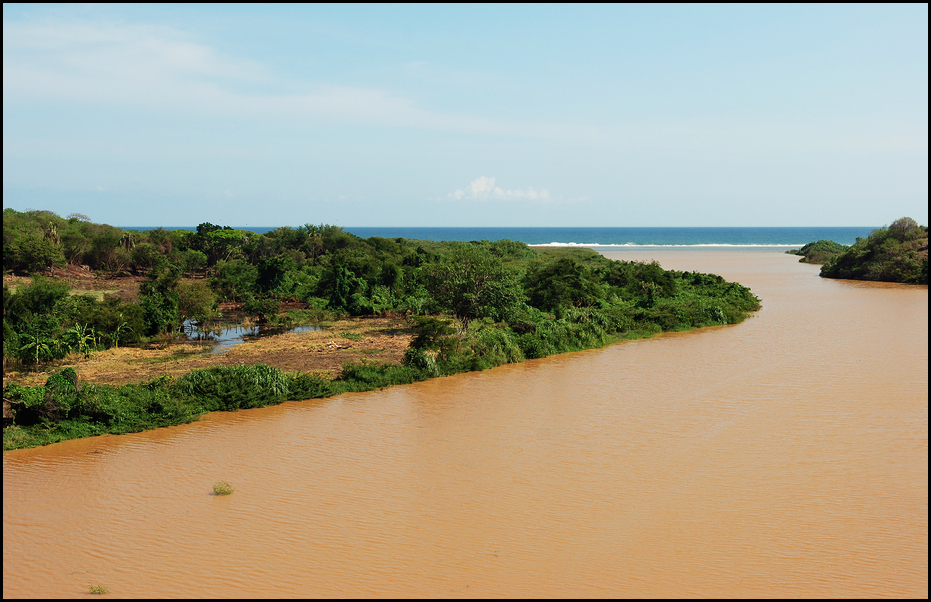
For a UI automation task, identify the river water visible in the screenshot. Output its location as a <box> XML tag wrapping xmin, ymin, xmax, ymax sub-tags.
<box><xmin>3</xmin><ymin>249</ymin><xmax>927</xmax><ymax>598</ymax></box>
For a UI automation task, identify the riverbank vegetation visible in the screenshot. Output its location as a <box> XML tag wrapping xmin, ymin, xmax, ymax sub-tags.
<box><xmin>818</xmin><ymin>217</ymin><xmax>928</xmax><ymax>284</ymax></box>
<box><xmin>4</xmin><ymin>209</ymin><xmax>761</xmax><ymax>450</ymax></box>
<box><xmin>786</xmin><ymin>240</ymin><xmax>849</xmax><ymax>264</ymax></box>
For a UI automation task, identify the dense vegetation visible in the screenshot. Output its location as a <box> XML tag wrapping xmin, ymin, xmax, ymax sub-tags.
<box><xmin>819</xmin><ymin>217</ymin><xmax>928</xmax><ymax>284</ymax></box>
<box><xmin>4</xmin><ymin>209</ymin><xmax>762</xmax><ymax>450</ymax></box>
<box><xmin>786</xmin><ymin>240</ymin><xmax>849</xmax><ymax>264</ymax></box>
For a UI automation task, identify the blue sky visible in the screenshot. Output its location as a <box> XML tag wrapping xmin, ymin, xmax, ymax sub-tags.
<box><xmin>3</xmin><ymin>4</ymin><xmax>927</xmax><ymax>227</ymax></box>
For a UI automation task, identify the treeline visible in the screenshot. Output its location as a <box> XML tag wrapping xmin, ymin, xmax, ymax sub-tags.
<box><xmin>820</xmin><ymin>217</ymin><xmax>928</xmax><ymax>284</ymax></box>
<box><xmin>4</xmin><ymin>209</ymin><xmax>762</xmax><ymax>370</ymax></box>
<box><xmin>4</xmin><ymin>209</ymin><xmax>764</xmax><ymax>449</ymax></box>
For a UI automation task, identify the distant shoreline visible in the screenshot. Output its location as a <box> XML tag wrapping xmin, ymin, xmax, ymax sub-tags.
<box><xmin>116</xmin><ymin>226</ymin><xmax>876</xmax><ymax>247</ymax></box>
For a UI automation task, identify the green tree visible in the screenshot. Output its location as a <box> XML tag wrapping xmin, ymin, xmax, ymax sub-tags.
<box><xmin>524</xmin><ymin>258</ymin><xmax>604</xmax><ymax>312</ymax></box>
<box><xmin>210</xmin><ymin>259</ymin><xmax>258</xmax><ymax>301</ymax></box>
<box><xmin>10</xmin><ymin>233</ymin><xmax>65</xmax><ymax>273</ymax></box>
<box><xmin>139</xmin><ymin>261</ymin><xmax>182</xmax><ymax>334</ymax></box>
<box><xmin>177</xmin><ymin>281</ymin><xmax>219</xmax><ymax>326</ymax></box>
<box><xmin>242</xmin><ymin>294</ymin><xmax>281</xmax><ymax>324</ymax></box>
<box><xmin>179</xmin><ymin>249</ymin><xmax>208</xmax><ymax>278</ymax></box>
<box><xmin>423</xmin><ymin>244</ymin><xmax>523</xmax><ymax>334</ymax></box>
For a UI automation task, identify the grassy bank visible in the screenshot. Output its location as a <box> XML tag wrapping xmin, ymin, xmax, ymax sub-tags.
<box><xmin>3</xmin><ymin>321</ymin><xmax>729</xmax><ymax>451</ymax></box>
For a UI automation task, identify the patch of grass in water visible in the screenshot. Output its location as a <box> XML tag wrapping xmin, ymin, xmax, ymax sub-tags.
<box><xmin>88</xmin><ymin>584</ymin><xmax>109</xmax><ymax>594</ymax></box>
<box><xmin>213</xmin><ymin>481</ymin><xmax>234</xmax><ymax>496</ymax></box>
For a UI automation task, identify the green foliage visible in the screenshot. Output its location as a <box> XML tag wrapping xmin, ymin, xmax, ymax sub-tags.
<box><xmin>7</xmin><ymin>233</ymin><xmax>65</xmax><ymax>273</ymax></box>
<box><xmin>464</xmin><ymin>326</ymin><xmax>524</xmax><ymax>369</ymax></box>
<box><xmin>177</xmin><ymin>281</ymin><xmax>219</xmax><ymax>325</ymax></box>
<box><xmin>173</xmin><ymin>364</ymin><xmax>290</xmax><ymax>411</ymax></box>
<box><xmin>402</xmin><ymin>348</ymin><xmax>439</xmax><ymax>375</ymax></box>
<box><xmin>179</xmin><ymin>249</ymin><xmax>208</xmax><ymax>278</ymax></box>
<box><xmin>524</xmin><ymin>257</ymin><xmax>604</xmax><ymax>312</ymax></box>
<box><xmin>786</xmin><ymin>240</ymin><xmax>849</xmax><ymax>264</ymax></box>
<box><xmin>4</xmin><ymin>210</ymin><xmax>768</xmax><ymax>450</ymax></box>
<box><xmin>136</xmin><ymin>260</ymin><xmax>185</xmax><ymax>336</ymax></box>
<box><xmin>88</xmin><ymin>584</ymin><xmax>109</xmax><ymax>595</ymax></box>
<box><xmin>821</xmin><ymin>217</ymin><xmax>928</xmax><ymax>284</ymax></box>
<box><xmin>325</xmin><ymin>264</ymin><xmax>365</xmax><ymax>312</ymax></box>
<box><xmin>210</xmin><ymin>259</ymin><xmax>258</xmax><ymax>301</ymax></box>
<box><xmin>242</xmin><ymin>295</ymin><xmax>280</xmax><ymax>324</ymax></box>
<box><xmin>335</xmin><ymin>361</ymin><xmax>425</xmax><ymax>391</ymax></box>
<box><xmin>62</xmin><ymin>323</ymin><xmax>98</xmax><ymax>358</ymax></box>
<box><xmin>408</xmin><ymin>316</ymin><xmax>455</xmax><ymax>350</ymax></box>
<box><xmin>212</xmin><ymin>481</ymin><xmax>234</xmax><ymax>496</ymax></box>
<box><xmin>423</xmin><ymin>244</ymin><xmax>523</xmax><ymax>332</ymax></box>
<box><xmin>288</xmin><ymin>372</ymin><xmax>334</xmax><ymax>399</ymax></box>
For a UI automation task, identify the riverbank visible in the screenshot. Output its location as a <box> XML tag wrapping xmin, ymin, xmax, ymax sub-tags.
<box><xmin>4</xmin><ymin>248</ymin><xmax>925</xmax><ymax>598</ymax></box>
<box><xmin>4</xmin><ymin>237</ymin><xmax>763</xmax><ymax>450</ymax></box>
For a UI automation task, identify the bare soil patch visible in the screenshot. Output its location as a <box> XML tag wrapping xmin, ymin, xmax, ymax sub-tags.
<box><xmin>3</xmin><ymin>316</ymin><xmax>415</xmax><ymax>389</ymax></box>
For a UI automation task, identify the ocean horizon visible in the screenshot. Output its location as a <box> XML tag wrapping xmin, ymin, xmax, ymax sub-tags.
<box><xmin>118</xmin><ymin>226</ymin><xmax>877</xmax><ymax>247</ymax></box>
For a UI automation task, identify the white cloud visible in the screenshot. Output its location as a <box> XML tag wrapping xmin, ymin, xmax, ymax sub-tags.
<box><xmin>447</xmin><ymin>176</ymin><xmax>552</xmax><ymax>202</ymax></box>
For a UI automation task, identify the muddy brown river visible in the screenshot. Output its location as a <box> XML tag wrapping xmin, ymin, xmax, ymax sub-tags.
<box><xmin>3</xmin><ymin>249</ymin><xmax>927</xmax><ymax>597</ymax></box>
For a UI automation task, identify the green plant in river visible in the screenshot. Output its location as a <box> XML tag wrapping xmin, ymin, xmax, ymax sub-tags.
<box><xmin>213</xmin><ymin>481</ymin><xmax>234</xmax><ymax>495</ymax></box>
<box><xmin>88</xmin><ymin>584</ymin><xmax>109</xmax><ymax>594</ymax></box>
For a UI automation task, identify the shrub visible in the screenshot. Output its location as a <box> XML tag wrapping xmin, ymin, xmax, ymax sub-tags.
<box><xmin>336</xmin><ymin>361</ymin><xmax>424</xmax><ymax>391</ymax></box>
<box><xmin>786</xmin><ymin>240</ymin><xmax>848</xmax><ymax>264</ymax></box>
<box><xmin>173</xmin><ymin>364</ymin><xmax>290</xmax><ymax>411</ymax></box>
<box><xmin>212</xmin><ymin>481</ymin><xmax>234</xmax><ymax>496</ymax></box>
<box><xmin>402</xmin><ymin>348</ymin><xmax>438</xmax><ymax>376</ymax></box>
<box><xmin>287</xmin><ymin>372</ymin><xmax>333</xmax><ymax>400</ymax></box>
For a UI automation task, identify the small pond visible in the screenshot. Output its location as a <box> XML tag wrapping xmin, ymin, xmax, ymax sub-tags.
<box><xmin>181</xmin><ymin>320</ymin><xmax>319</xmax><ymax>354</ymax></box>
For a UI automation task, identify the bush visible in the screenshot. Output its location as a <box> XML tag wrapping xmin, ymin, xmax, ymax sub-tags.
<box><xmin>210</xmin><ymin>259</ymin><xmax>258</xmax><ymax>301</ymax></box>
<box><xmin>402</xmin><ymin>348</ymin><xmax>439</xmax><ymax>376</ymax></box>
<box><xmin>336</xmin><ymin>361</ymin><xmax>425</xmax><ymax>391</ymax></box>
<box><xmin>242</xmin><ymin>295</ymin><xmax>280</xmax><ymax>324</ymax></box>
<box><xmin>786</xmin><ymin>240</ymin><xmax>848</xmax><ymax>264</ymax></box>
<box><xmin>212</xmin><ymin>481</ymin><xmax>234</xmax><ymax>496</ymax></box>
<box><xmin>173</xmin><ymin>364</ymin><xmax>290</xmax><ymax>411</ymax></box>
<box><xmin>288</xmin><ymin>372</ymin><xmax>334</xmax><ymax>400</ymax></box>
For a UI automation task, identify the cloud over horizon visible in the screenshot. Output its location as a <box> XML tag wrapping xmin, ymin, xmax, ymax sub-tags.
<box><xmin>447</xmin><ymin>176</ymin><xmax>552</xmax><ymax>202</ymax></box>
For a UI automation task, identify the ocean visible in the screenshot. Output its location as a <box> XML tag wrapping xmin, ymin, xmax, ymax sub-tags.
<box><xmin>121</xmin><ymin>226</ymin><xmax>876</xmax><ymax>247</ymax></box>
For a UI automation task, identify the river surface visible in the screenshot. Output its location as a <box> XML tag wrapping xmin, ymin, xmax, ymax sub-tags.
<box><xmin>3</xmin><ymin>249</ymin><xmax>927</xmax><ymax>598</ymax></box>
